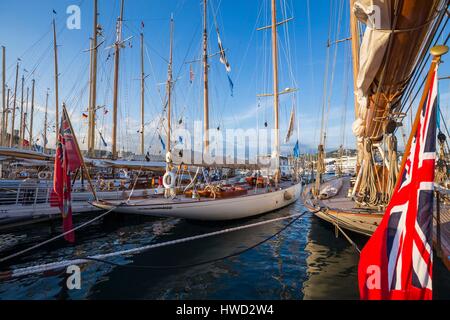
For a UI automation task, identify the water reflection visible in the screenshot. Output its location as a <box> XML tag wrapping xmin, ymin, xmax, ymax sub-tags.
<box><xmin>0</xmin><ymin>201</ymin><xmax>448</xmax><ymax>300</ymax></box>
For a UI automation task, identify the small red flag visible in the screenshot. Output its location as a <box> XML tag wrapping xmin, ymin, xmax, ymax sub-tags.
<box><xmin>189</xmin><ymin>64</ymin><xmax>194</xmax><ymax>84</ymax></box>
<box><xmin>50</xmin><ymin>108</ymin><xmax>83</xmax><ymax>243</ymax></box>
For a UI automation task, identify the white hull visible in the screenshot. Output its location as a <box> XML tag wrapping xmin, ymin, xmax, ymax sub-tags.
<box><xmin>92</xmin><ymin>182</ymin><xmax>303</xmax><ymax>221</ymax></box>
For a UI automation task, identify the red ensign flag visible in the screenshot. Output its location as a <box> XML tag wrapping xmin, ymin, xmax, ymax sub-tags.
<box><xmin>358</xmin><ymin>65</ymin><xmax>438</xmax><ymax>300</ymax></box>
<box><xmin>50</xmin><ymin>107</ymin><xmax>83</xmax><ymax>243</ymax></box>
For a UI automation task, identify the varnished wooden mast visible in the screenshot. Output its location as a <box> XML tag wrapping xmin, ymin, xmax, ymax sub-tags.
<box><xmin>140</xmin><ymin>31</ymin><xmax>145</xmax><ymax>155</ymax></box>
<box><xmin>9</xmin><ymin>61</ymin><xmax>19</xmax><ymax>147</ymax></box>
<box><xmin>18</xmin><ymin>75</ymin><xmax>24</xmax><ymax>147</ymax></box>
<box><xmin>166</xmin><ymin>15</ymin><xmax>174</xmax><ymax>154</ymax></box>
<box><xmin>349</xmin><ymin>0</ymin><xmax>359</xmax><ymax>117</ymax></box>
<box><xmin>112</xmin><ymin>0</ymin><xmax>125</xmax><ymax>160</ymax></box>
<box><xmin>23</xmin><ymin>86</ymin><xmax>29</xmax><ymax>147</ymax></box>
<box><xmin>271</xmin><ymin>0</ymin><xmax>280</xmax><ymax>184</ymax></box>
<box><xmin>29</xmin><ymin>79</ymin><xmax>35</xmax><ymax>146</ymax></box>
<box><xmin>43</xmin><ymin>89</ymin><xmax>49</xmax><ymax>153</ymax></box>
<box><xmin>52</xmin><ymin>18</ymin><xmax>59</xmax><ymax>140</ymax></box>
<box><xmin>1</xmin><ymin>46</ymin><xmax>5</xmax><ymax>146</ymax></box>
<box><xmin>203</xmin><ymin>0</ymin><xmax>209</xmax><ymax>153</ymax></box>
<box><xmin>88</xmin><ymin>0</ymin><xmax>98</xmax><ymax>157</ymax></box>
<box><xmin>4</xmin><ymin>88</ymin><xmax>9</xmax><ymax>144</ymax></box>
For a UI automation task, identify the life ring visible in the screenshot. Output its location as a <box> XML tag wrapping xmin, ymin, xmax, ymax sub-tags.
<box><xmin>163</xmin><ymin>171</ymin><xmax>176</xmax><ymax>189</ymax></box>
<box><xmin>38</xmin><ymin>171</ymin><xmax>51</xmax><ymax>180</ymax></box>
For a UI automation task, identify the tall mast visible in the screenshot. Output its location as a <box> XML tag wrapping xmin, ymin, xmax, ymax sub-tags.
<box><xmin>140</xmin><ymin>31</ymin><xmax>145</xmax><ymax>155</ymax></box>
<box><xmin>23</xmin><ymin>86</ymin><xmax>29</xmax><ymax>147</ymax></box>
<box><xmin>166</xmin><ymin>15</ymin><xmax>174</xmax><ymax>154</ymax></box>
<box><xmin>52</xmin><ymin>18</ymin><xmax>60</xmax><ymax>140</ymax></box>
<box><xmin>112</xmin><ymin>0</ymin><xmax>125</xmax><ymax>160</ymax></box>
<box><xmin>9</xmin><ymin>61</ymin><xmax>19</xmax><ymax>147</ymax></box>
<box><xmin>271</xmin><ymin>0</ymin><xmax>280</xmax><ymax>184</ymax></box>
<box><xmin>4</xmin><ymin>88</ymin><xmax>9</xmax><ymax>144</ymax></box>
<box><xmin>88</xmin><ymin>0</ymin><xmax>99</xmax><ymax>157</ymax></box>
<box><xmin>1</xmin><ymin>46</ymin><xmax>5</xmax><ymax>146</ymax></box>
<box><xmin>349</xmin><ymin>0</ymin><xmax>359</xmax><ymax>117</ymax></box>
<box><xmin>349</xmin><ymin>0</ymin><xmax>362</xmax><ymax>172</ymax></box>
<box><xmin>43</xmin><ymin>89</ymin><xmax>49</xmax><ymax>153</ymax></box>
<box><xmin>29</xmin><ymin>79</ymin><xmax>35</xmax><ymax>146</ymax></box>
<box><xmin>203</xmin><ymin>0</ymin><xmax>209</xmax><ymax>153</ymax></box>
<box><xmin>18</xmin><ymin>75</ymin><xmax>24</xmax><ymax>147</ymax></box>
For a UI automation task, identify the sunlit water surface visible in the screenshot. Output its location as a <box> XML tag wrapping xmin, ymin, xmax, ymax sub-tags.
<box><xmin>0</xmin><ymin>200</ymin><xmax>449</xmax><ymax>300</ymax></box>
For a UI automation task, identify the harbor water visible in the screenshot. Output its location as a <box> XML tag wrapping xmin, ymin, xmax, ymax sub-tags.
<box><xmin>0</xmin><ymin>200</ymin><xmax>449</xmax><ymax>300</ymax></box>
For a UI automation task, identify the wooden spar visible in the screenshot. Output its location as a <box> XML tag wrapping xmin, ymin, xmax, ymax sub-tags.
<box><xmin>112</xmin><ymin>0</ymin><xmax>125</xmax><ymax>160</ymax></box>
<box><xmin>396</xmin><ymin>48</ymin><xmax>445</xmax><ymax>185</ymax></box>
<box><xmin>203</xmin><ymin>0</ymin><xmax>209</xmax><ymax>154</ymax></box>
<box><xmin>88</xmin><ymin>0</ymin><xmax>98</xmax><ymax>158</ymax></box>
<box><xmin>9</xmin><ymin>62</ymin><xmax>18</xmax><ymax>147</ymax></box>
<box><xmin>29</xmin><ymin>79</ymin><xmax>35</xmax><ymax>146</ymax></box>
<box><xmin>167</xmin><ymin>15</ymin><xmax>174</xmax><ymax>154</ymax></box>
<box><xmin>52</xmin><ymin>18</ymin><xmax>59</xmax><ymax>140</ymax></box>
<box><xmin>1</xmin><ymin>46</ymin><xmax>5</xmax><ymax>146</ymax></box>
<box><xmin>140</xmin><ymin>31</ymin><xmax>145</xmax><ymax>155</ymax></box>
<box><xmin>62</xmin><ymin>104</ymin><xmax>97</xmax><ymax>200</ymax></box>
<box><xmin>43</xmin><ymin>89</ymin><xmax>49</xmax><ymax>153</ymax></box>
<box><xmin>18</xmin><ymin>75</ymin><xmax>24</xmax><ymax>147</ymax></box>
<box><xmin>271</xmin><ymin>0</ymin><xmax>280</xmax><ymax>184</ymax></box>
<box><xmin>4</xmin><ymin>88</ymin><xmax>9</xmax><ymax>146</ymax></box>
<box><xmin>23</xmin><ymin>86</ymin><xmax>29</xmax><ymax>147</ymax></box>
<box><xmin>349</xmin><ymin>0</ymin><xmax>359</xmax><ymax>118</ymax></box>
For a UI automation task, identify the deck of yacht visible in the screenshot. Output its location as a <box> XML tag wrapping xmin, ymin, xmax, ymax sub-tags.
<box><xmin>302</xmin><ymin>176</ymin><xmax>450</xmax><ymax>271</ymax></box>
<box><xmin>302</xmin><ymin>176</ymin><xmax>367</xmax><ymax>212</ymax></box>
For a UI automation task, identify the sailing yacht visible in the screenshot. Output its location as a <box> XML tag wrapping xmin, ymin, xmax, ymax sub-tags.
<box><xmin>303</xmin><ymin>0</ymin><xmax>448</xmax><ymax>236</ymax></box>
<box><xmin>92</xmin><ymin>0</ymin><xmax>303</xmax><ymax>221</ymax></box>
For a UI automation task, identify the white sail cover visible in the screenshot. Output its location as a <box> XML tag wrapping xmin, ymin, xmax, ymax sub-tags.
<box><xmin>352</xmin><ymin>0</ymin><xmax>392</xmax><ymax>138</ymax></box>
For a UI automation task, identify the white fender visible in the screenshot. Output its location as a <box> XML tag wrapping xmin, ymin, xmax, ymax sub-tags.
<box><xmin>163</xmin><ymin>171</ymin><xmax>176</xmax><ymax>189</ymax></box>
<box><xmin>165</xmin><ymin>151</ymin><xmax>173</xmax><ymax>163</ymax></box>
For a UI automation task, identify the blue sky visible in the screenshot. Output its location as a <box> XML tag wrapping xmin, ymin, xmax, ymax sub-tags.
<box><xmin>0</xmin><ymin>0</ymin><xmax>449</xmax><ymax>156</ymax></box>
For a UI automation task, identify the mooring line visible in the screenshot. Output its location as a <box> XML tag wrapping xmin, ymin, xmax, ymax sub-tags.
<box><xmin>0</xmin><ymin>208</ymin><xmax>116</xmax><ymax>264</ymax></box>
<box><xmin>0</xmin><ymin>211</ymin><xmax>310</xmax><ymax>280</ymax></box>
<box><xmin>82</xmin><ymin>213</ymin><xmax>304</xmax><ymax>270</ymax></box>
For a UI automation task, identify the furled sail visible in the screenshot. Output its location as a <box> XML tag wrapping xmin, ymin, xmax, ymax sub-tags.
<box><xmin>352</xmin><ymin>0</ymin><xmax>443</xmax><ymax>142</ymax></box>
<box><xmin>285</xmin><ymin>107</ymin><xmax>295</xmax><ymax>143</ymax></box>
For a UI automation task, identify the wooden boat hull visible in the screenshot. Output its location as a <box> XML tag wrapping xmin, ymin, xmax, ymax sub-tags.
<box><xmin>313</xmin><ymin>208</ymin><xmax>382</xmax><ymax>237</ymax></box>
<box><xmin>92</xmin><ymin>182</ymin><xmax>302</xmax><ymax>221</ymax></box>
<box><xmin>302</xmin><ymin>177</ymin><xmax>382</xmax><ymax>237</ymax></box>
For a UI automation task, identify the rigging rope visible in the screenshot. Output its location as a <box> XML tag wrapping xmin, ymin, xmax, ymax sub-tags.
<box><xmin>0</xmin><ymin>207</ymin><xmax>116</xmax><ymax>264</ymax></box>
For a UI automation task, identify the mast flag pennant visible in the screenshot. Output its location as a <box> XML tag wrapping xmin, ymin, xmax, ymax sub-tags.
<box><xmin>50</xmin><ymin>107</ymin><xmax>83</xmax><ymax>243</ymax></box>
<box><xmin>217</xmin><ymin>29</ymin><xmax>231</xmax><ymax>73</ymax></box>
<box><xmin>358</xmin><ymin>65</ymin><xmax>439</xmax><ymax>300</ymax></box>
<box><xmin>189</xmin><ymin>64</ymin><xmax>195</xmax><ymax>84</ymax></box>
<box><xmin>293</xmin><ymin>140</ymin><xmax>300</xmax><ymax>158</ymax></box>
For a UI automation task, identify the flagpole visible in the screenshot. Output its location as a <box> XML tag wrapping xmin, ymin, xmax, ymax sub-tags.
<box><xmin>395</xmin><ymin>46</ymin><xmax>447</xmax><ymax>182</ymax></box>
<box><xmin>62</xmin><ymin>104</ymin><xmax>98</xmax><ymax>200</ymax></box>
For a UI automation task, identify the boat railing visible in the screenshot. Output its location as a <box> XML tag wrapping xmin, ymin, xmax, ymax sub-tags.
<box><xmin>0</xmin><ymin>180</ymin><xmax>141</xmax><ymax>208</ymax></box>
